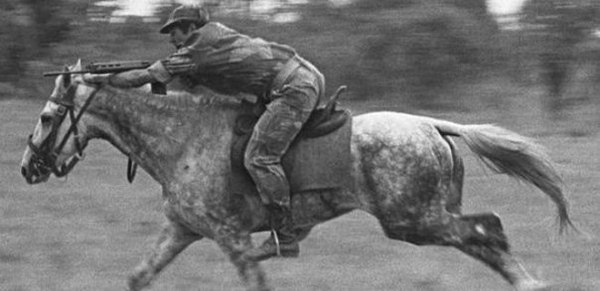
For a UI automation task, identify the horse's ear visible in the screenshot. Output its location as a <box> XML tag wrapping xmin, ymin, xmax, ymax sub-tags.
<box><xmin>74</xmin><ymin>59</ymin><xmax>82</xmax><ymax>71</ymax></box>
<box><xmin>63</xmin><ymin>65</ymin><xmax>71</xmax><ymax>88</ymax></box>
<box><xmin>71</xmin><ymin>59</ymin><xmax>84</xmax><ymax>83</ymax></box>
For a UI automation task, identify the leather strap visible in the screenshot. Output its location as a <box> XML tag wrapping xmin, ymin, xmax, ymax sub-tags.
<box><xmin>127</xmin><ymin>156</ymin><xmax>138</xmax><ymax>183</ymax></box>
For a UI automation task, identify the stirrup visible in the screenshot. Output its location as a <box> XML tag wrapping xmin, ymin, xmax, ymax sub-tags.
<box><xmin>271</xmin><ymin>228</ymin><xmax>281</xmax><ymax>257</ymax></box>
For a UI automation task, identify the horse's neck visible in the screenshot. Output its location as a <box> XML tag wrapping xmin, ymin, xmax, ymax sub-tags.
<box><xmin>85</xmin><ymin>87</ymin><xmax>238</xmax><ymax>183</ymax></box>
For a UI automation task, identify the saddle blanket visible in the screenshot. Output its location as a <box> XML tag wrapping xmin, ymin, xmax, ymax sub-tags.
<box><xmin>229</xmin><ymin>112</ymin><xmax>352</xmax><ymax>196</ymax></box>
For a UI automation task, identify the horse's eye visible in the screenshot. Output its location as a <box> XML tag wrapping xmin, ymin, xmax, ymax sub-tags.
<box><xmin>40</xmin><ymin>114</ymin><xmax>53</xmax><ymax>124</ymax></box>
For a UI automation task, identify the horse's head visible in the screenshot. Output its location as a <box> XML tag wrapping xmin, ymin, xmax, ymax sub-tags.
<box><xmin>20</xmin><ymin>59</ymin><xmax>99</xmax><ymax>184</ymax></box>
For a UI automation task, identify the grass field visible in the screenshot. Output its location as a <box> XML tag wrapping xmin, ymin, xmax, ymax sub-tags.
<box><xmin>1</xmin><ymin>89</ymin><xmax>599</xmax><ymax>290</ymax></box>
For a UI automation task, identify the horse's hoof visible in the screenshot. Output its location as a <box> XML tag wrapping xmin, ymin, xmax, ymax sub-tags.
<box><xmin>518</xmin><ymin>282</ymin><xmax>593</xmax><ymax>291</ymax></box>
<box><xmin>127</xmin><ymin>275</ymin><xmax>147</xmax><ymax>291</ymax></box>
<box><xmin>516</xmin><ymin>279</ymin><xmax>549</xmax><ymax>291</ymax></box>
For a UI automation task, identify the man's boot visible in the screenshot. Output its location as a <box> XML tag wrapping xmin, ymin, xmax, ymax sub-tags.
<box><xmin>243</xmin><ymin>206</ymin><xmax>299</xmax><ymax>262</ymax></box>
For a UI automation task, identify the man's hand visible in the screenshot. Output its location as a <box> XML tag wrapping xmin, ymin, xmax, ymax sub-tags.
<box><xmin>83</xmin><ymin>73</ymin><xmax>112</xmax><ymax>84</ymax></box>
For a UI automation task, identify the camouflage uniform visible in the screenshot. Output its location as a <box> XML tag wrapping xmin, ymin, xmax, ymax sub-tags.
<box><xmin>149</xmin><ymin>22</ymin><xmax>324</xmax><ymax>252</ymax></box>
<box><xmin>245</xmin><ymin>58</ymin><xmax>323</xmax><ymax>209</ymax></box>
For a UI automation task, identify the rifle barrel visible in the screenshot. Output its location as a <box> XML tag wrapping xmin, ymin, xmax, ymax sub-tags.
<box><xmin>43</xmin><ymin>61</ymin><xmax>151</xmax><ymax>77</ymax></box>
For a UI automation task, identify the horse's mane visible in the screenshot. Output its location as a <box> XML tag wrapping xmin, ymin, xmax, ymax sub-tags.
<box><xmin>99</xmin><ymin>84</ymin><xmax>242</xmax><ymax>113</ymax></box>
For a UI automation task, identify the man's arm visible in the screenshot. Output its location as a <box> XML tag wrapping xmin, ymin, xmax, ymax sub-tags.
<box><xmin>107</xmin><ymin>68</ymin><xmax>156</xmax><ymax>88</ymax></box>
<box><xmin>83</xmin><ymin>60</ymin><xmax>165</xmax><ymax>89</ymax></box>
<box><xmin>84</xmin><ymin>50</ymin><xmax>195</xmax><ymax>88</ymax></box>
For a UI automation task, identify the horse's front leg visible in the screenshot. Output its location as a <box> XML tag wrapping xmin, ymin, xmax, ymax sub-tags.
<box><xmin>128</xmin><ymin>219</ymin><xmax>202</xmax><ymax>291</ymax></box>
<box><xmin>215</xmin><ymin>225</ymin><xmax>270</xmax><ymax>291</ymax></box>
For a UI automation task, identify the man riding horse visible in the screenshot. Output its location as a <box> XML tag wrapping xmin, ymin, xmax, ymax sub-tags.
<box><xmin>84</xmin><ymin>5</ymin><xmax>324</xmax><ymax>261</ymax></box>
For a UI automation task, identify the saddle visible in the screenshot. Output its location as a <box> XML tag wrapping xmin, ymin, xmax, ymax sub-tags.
<box><xmin>229</xmin><ymin>86</ymin><xmax>353</xmax><ymax>196</ymax></box>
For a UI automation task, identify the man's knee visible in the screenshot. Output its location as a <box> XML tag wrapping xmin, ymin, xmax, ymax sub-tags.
<box><xmin>244</xmin><ymin>151</ymin><xmax>259</xmax><ymax>172</ymax></box>
<box><xmin>244</xmin><ymin>151</ymin><xmax>277</xmax><ymax>173</ymax></box>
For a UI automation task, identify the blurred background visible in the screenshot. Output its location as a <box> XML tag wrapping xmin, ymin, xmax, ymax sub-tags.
<box><xmin>1</xmin><ymin>0</ymin><xmax>600</xmax><ymax>135</ymax></box>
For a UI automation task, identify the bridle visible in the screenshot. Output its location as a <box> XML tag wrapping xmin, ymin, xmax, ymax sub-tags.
<box><xmin>27</xmin><ymin>80</ymin><xmax>100</xmax><ymax>178</ymax></box>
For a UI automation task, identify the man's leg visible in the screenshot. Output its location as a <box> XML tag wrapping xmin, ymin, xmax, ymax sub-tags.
<box><xmin>243</xmin><ymin>75</ymin><xmax>319</xmax><ymax>261</ymax></box>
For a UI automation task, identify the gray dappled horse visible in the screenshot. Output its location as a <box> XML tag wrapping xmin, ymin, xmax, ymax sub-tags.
<box><xmin>21</xmin><ymin>61</ymin><xmax>574</xmax><ymax>291</ymax></box>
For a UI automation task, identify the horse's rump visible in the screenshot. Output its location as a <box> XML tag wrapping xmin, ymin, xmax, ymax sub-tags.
<box><xmin>229</xmin><ymin>109</ymin><xmax>353</xmax><ymax>196</ymax></box>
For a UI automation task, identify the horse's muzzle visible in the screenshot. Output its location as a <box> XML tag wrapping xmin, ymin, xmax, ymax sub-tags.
<box><xmin>21</xmin><ymin>159</ymin><xmax>51</xmax><ymax>184</ymax></box>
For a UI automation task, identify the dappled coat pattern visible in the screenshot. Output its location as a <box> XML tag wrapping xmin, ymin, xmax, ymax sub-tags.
<box><xmin>20</xmin><ymin>62</ymin><xmax>574</xmax><ymax>291</ymax></box>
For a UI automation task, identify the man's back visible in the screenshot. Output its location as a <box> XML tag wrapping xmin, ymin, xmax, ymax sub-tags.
<box><xmin>175</xmin><ymin>22</ymin><xmax>296</xmax><ymax>96</ymax></box>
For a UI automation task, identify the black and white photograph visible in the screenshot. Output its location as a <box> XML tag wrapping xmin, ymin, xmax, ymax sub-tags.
<box><xmin>1</xmin><ymin>0</ymin><xmax>599</xmax><ymax>290</ymax></box>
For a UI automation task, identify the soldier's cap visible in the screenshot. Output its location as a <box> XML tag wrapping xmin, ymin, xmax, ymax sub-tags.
<box><xmin>160</xmin><ymin>5</ymin><xmax>210</xmax><ymax>34</ymax></box>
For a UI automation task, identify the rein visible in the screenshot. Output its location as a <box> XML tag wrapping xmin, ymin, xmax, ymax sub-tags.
<box><xmin>27</xmin><ymin>83</ymin><xmax>100</xmax><ymax>178</ymax></box>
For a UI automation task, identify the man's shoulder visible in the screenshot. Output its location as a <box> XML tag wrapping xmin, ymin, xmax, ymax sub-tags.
<box><xmin>197</xmin><ymin>22</ymin><xmax>240</xmax><ymax>37</ymax></box>
<box><xmin>187</xmin><ymin>22</ymin><xmax>242</xmax><ymax>47</ymax></box>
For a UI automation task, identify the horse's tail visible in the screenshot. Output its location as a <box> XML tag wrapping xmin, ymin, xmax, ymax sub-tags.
<box><xmin>432</xmin><ymin>120</ymin><xmax>575</xmax><ymax>234</ymax></box>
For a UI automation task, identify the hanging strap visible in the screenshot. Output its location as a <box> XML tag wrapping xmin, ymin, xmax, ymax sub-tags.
<box><xmin>127</xmin><ymin>156</ymin><xmax>138</xmax><ymax>183</ymax></box>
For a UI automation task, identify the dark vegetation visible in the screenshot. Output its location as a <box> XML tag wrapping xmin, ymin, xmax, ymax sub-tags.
<box><xmin>1</xmin><ymin>0</ymin><xmax>599</xmax><ymax>114</ymax></box>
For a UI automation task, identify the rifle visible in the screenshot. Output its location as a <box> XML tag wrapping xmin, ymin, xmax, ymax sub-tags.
<box><xmin>43</xmin><ymin>60</ymin><xmax>166</xmax><ymax>95</ymax></box>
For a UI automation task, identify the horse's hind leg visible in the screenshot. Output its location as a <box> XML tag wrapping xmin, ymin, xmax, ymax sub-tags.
<box><xmin>128</xmin><ymin>218</ymin><xmax>202</xmax><ymax>291</ymax></box>
<box><xmin>381</xmin><ymin>212</ymin><xmax>543</xmax><ymax>290</ymax></box>
<box><xmin>451</xmin><ymin>213</ymin><xmax>544</xmax><ymax>289</ymax></box>
<box><xmin>444</xmin><ymin>139</ymin><xmax>543</xmax><ymax>289</ymax></box>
